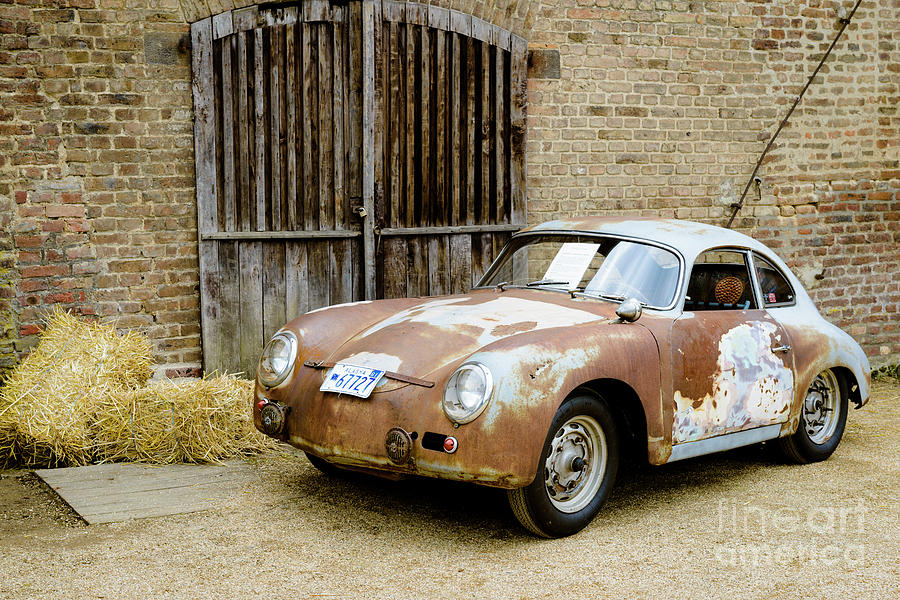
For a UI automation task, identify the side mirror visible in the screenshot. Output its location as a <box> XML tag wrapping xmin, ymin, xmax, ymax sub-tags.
<box><xmin>616</xmin><ymin>298</ymin><xmax>642</xmax><ymax>323</ymax></box>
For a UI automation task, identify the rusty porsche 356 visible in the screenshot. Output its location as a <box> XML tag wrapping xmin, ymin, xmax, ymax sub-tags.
<box><xmin>252</xmin><ymin>217</ymin><xmax>870</xmax><ymax>537</ymax></box>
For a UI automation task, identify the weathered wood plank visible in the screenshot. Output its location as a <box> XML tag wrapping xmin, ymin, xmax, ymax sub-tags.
<box><xmin>449</xmin><ymin>30</ymin><xmax>460</xmax><ymax>226</ymax></box>
<box><xmin>318</xmin><ymin>22</ymin><xmax>335</xmax><ymax>231</ymax></box>
<box><xmin>284</xmin><ymin>22</ymin><xmax>298</xmax><ymax>230</ymax></box>
<box><xmin>361</xmin><ymin>0</ymin><xmax>378</xmax><ymax>300</ymax></box>
<box><xmin>304</xmin><ymin>0</ymin><xmax>331</xmax><ymax>22</ymax></box>
<box><xmin>191</xmin><ymin>18</ymin><xmax>221</xmax><ymax>374</ymax></box>
<box><xmin>262</xmin><ymin>242</ymin><xmax>286</xmax><ymax>339</ymax></box>
<box><xmin>480</xmin><ymin>40</ymin><xmax>493</xmax><ymax>225</ymax></box>
<box><xmin>509</xmin><ymin>35</ymin><xmax>527</xmax><ymax>226</ymax></box>
<box><xmin>212</xmin><ymin>11</ymin><xmax>233</xmax><ymax>40</ymax></box>
<box><xmin>348</xmin><ymin>0</ymin><xmax>363</xmax><ymax>202</ymax></box>
<box><xmin>383</xmin><ymin>237</ymin><xmax>408</xmax><ymax>298</ymax></box>
<box><xmin>420</xmin><ymin>24</ymin><xmax>431</xmax><ymax>227</ymax></box>
<box><xmin>433</xmin><ymin>25</ymin><xmax>447</xmax><ymax>227</ymax></box>
<box><xmin>202</xmin><ymin>230</ymin><xmax>361</xmax><ymax>240</ymax></box>
<box><xmin>217</xmin><ymin>240</ymin><xmax>241</xmax><ymax>371</ymax></box>
<box><xmin>495</xmin><ymin>46</ymin><xmax>508</xmax><ymax>224</ymax></box>
<box><xmin>285</xmin><ymin>241</ymin><xmax>309</xmax><ymax>318</ymax></box>
<box><xmin>302</xmin><ymin>22</ymin><xmax>319</xmax><ymax>230</ymax></box>
<box><xmin>465</xmin><ymin>35</ymin><xmax>476</xmax><ymax>226</ymax></box>
<box><xmin>221</xmin><ymin>35</ymin><xmax>236</xmax><ymax>232</ymax></box>
<box><xmin>427</xmin><ymin>234</ymin><xmax>449</xmax><ymax>295</ymax></box>
<box><xmin>232</xmin><ymin>6</ymin><xmax>258</xmax><ymax>32</ymax></box>
<box><xmin>378</xmin><ymin>223</ymin><xmax>519</xmax><ymax>236</ymax></box>
<box><xmin>35</xmin><ymin>461</ymin><xmax>257</xmax><ymax>525</ymax></box>
<box><xmin>407</xmin><ymin>236</ymin><xmax>427</xmax><ymax>296</ymax></box>
<box><xmin>269</xmin><ymin>25</ymin><xmax>284</xmax><ymax>231</ymax></box>
<box><xmin>238</xmin><ymin>241</ymin><xmax>264</xmax><ymax>377</ymax></box>
<box><xmin>307</xmin><ymin>241</ymin><xmax>329</xmax><ymax>310</ymax></box>
<box><xmin>236</xmin><ymin>30</ymin><xmax>252</xmax><ymax>231</ymax></box>
<box><xmin>405</xmin><ymin>20</ymin><xmax>416</xmax><ymax>228</ymax></box>
<box><xmin>253</xmin><ymin>27</ymin><xmax>267</xmax><ymax>231</ymax></box>
<box><xmin>449</xmin><ymin>234</ymin><xmax>472</xmax><ymax>293</ymax></box>
<box><xmin>388</xmin><ymin>20</ymin><xmax>400</xmax><ymax>228</ymax></box>
<box><xmin>332</xmin><ymin>10</ymin><xmax>347</xmax><ymax>230</ymax></box>
<box><xmin>330</xmin><ymin>240</ymin><xmax>354</xmax><ymax>304</ymax></box>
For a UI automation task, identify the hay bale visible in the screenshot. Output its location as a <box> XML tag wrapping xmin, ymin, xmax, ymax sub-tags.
<box><xmin>0</xmin><ymin>307</ymin><xmax>152</xmax><ymax>467</ymax></box>
<box><xmin>93</xmin><ymin>375</ymin><xmax>276</xmax><ymax>464</ymax></box>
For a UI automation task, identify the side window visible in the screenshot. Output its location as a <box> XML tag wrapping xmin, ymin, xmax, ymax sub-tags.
<box><xmin>684</xmin><ymin>249</ymin><xmax>757</xmax><ymax>311</ymax></box>
<box><xmin>753</xmin><ymin>254</ymin><xmax>796</xmax><ymax>307</ymax></box>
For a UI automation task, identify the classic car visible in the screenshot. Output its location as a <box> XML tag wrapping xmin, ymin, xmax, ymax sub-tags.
<box><xmin>252</xmin><ymin>217</ymin><xmax>871</xmax><ymax>538</ymax></box>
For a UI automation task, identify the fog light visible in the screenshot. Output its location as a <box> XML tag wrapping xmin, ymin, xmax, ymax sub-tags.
<box><xmin>442</xmin><ymin>436</ymin><xmax>458</xmax><ymax>454</ymax></box>
<box><xmin>259</xmin><ymin>402</ymin><xmax>286</xmax><ymax>436</ymax></box>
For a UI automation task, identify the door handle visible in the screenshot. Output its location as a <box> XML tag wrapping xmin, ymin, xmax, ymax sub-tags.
<box><xmin>772</xmin><ymin>345</ymin><xmax>791</xmax><ymax>353</ymax></box>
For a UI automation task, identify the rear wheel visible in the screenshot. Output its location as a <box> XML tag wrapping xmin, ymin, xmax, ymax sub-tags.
<box><xmin>507</xmin><ymin>392</ymin><xmax>619</xmax><ymax>538</ymax></box>
<box><xmin>778</xmin><ymin>368</ymin><xmax>848</xmax><ymax>463</ymax></box>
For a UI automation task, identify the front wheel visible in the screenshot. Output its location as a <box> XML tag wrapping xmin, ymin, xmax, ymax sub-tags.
<box><xmin>778</xmin><ymin>368</ymin><xmax>848</xmax><ymax>463</ymax></box>
<box><xmin>507</xmin><ymin>393</ymin><xmax>619</xmax><ymax>538</ymax></box>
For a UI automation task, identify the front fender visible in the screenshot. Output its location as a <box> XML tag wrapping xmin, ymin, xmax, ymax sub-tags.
<box><xmin>461</xmin><ymin>319</ymin><xmax>662</xmax><ymax>485</ymax></box>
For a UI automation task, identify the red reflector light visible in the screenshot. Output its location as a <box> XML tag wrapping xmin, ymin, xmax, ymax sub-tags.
<box><xmin>256</xmin><ymin>399</ymin><xmax>267</xmax><ymax>412</ymax></box>
<box><xmin>443</xmin><ymin>436</ymin><xmax>458</xmax><ymax>454</ymax></box>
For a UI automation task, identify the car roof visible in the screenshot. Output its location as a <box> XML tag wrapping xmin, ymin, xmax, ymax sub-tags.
<box><xmin>518</xmin><ymin>217</ymin><xmax>772</xmax><ymax>261</ymax></box>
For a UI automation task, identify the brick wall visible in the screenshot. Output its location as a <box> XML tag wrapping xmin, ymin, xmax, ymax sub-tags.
<box><xmin>524</xmin><ymin>0</ymin><xmax>899</xmax><ymax>366</ymax></box>
<box><xmin>0</xmin><ymin>0</ymin><xmax>199</xmax><ymax>377</ymax></box>
<box><xmin>1</xmin><ymin>0</ymin><xmax>897</xmax><ymax>378</ymax></box>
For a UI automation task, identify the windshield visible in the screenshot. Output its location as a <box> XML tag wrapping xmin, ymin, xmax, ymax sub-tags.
<box><xmin>476</xmin><ymin>233</ymin><xmax>681</xmax><ymax>308</ymax></box>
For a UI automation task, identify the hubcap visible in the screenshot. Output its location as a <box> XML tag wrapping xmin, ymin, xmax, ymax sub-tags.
<box><xmin>543</xmin><ymin>415</ymin><xmax>607</xmax><ymax>513</ymax></box>
<box><xmin>803</xmin><ymin>370</ymin><xmax>840</xmax><ymax>445</ymax></box>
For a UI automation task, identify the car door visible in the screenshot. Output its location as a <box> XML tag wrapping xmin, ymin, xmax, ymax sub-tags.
<box><xmin>669</xmin><ymin>248</ymin><xmax>795</xmax><ymax>444</ymax></box>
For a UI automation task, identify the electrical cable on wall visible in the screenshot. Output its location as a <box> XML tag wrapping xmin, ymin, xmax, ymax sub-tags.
<box><xmin>726</xmin><ymin>0</ymin><xmax>865</xmax><ymax>229</ymax></box>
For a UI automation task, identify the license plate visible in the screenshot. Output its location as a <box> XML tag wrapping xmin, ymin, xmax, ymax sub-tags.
<box><xmin>319</xmin><ymin>363</ymin><xmax>385</xmax><ymax>398</ymax></box>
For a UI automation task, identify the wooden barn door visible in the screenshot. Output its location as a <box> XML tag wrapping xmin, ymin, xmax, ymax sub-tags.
<box><xmin>191</xmin><ymin>1</ymin><xmax>526</xmax><ymax>375</ymax></box>
<box><xmin>370</xmin><ymin>2</ymin><xmax>527</xmax><ymax>298</ymax></box>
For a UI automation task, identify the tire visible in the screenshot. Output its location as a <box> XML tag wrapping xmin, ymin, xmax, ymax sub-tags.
<box><xmin>778</xmin><ymin>368</ymin><xmax>848</xmax><ymax>464</ymax></box>
<box><xmin>507</xmin><ymin>392</ymin><xmax>619</xmax><ymax>538</ymax></box>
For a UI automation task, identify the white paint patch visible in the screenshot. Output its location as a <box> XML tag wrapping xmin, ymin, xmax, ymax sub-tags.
<box><xmin>673</xmin><ymin>321</ymin><xmax>794</xmax><ymax>444</ymax></box>
<box><xmin>305</xmin><ymin>300</ymin><xmax>373</xmax><ymax>315</ymax></box>
<box><xmin>359</xmin><ymin>296</ymin><xmax>600</xmax><ymax>348</ymax></box>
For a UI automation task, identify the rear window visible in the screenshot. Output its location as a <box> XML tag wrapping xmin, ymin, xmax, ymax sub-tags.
<box><xmin>753</xmin><ymin>254</ymin><xmax>795</xmax><ymax>307</ymax></box>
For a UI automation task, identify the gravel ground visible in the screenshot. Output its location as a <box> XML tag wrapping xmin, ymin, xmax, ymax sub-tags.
<box><xmin>1</xmin><ymin>380</ymin><xmax>898</xmax><ymax>599</ymax></box>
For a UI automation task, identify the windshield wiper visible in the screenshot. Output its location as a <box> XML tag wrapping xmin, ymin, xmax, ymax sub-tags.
<box><xmin>526</xmin><ymin>279</ymin><xmax>570</xmax><ymax>287</ymax></box>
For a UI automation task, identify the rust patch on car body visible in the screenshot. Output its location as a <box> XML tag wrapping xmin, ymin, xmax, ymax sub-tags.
<box><xmin>254</xmin><ymin>288</ymin><xmax>665</xmax><ymax>488</ymax></box>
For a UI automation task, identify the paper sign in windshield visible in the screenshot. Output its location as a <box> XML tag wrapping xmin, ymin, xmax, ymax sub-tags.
<box><xmin>542</xmin><ymin>243</ymin><xmax>601</xmax><ymax>290</ymax></box>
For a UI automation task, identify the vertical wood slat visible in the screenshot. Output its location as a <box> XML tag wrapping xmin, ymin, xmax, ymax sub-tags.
<box><xmin>284</xmin><ymin>22</ymin><xmax>298</xmax><ymax>230</ymax></box>
<box><xmin>362</xmin><ymin>0</ymin><xmax>378</xmax><ymax>300</ymax></box>
<box><xmin>509</xmin><ymin>35</ymin><xmax>527</xmax><ymax>226</ymax></box>
<box><xmin>191</xmin><ymin>17</ymin><xmax>221</xmax><ymax>374</ymax></box>
<box><xmin>284</xmin><ymin>242</ymin><xmax>309</xmax><ymax>317</ymax></box>
<box><xmin>303</xmin><ymin>23</ymin><xmax>319</xmax><ymax>231</ymax></box>
<box><xmin>465</xmin><ymin>35</ymin><xmax>476</xmax><ymax>226</ymax></box>
<box><xmin>237</xmin><ymin>31</ymin><xmax>252</xmax><ymax>231</ymax></box>
<box><xmin>268</xmin><ymin>25</ymin><xmax>283</xmax><ymax>231</ymax></box>
<box><xmin>318</xmin><ymin>22</ymin><xmax>335</xmax><ymax>231</ymax></box>
<box><xmin>404</xmin><ymin>19</ymin><xmax>415</xmax><ymax>229</ymax></box>
<box><xmin>333</xmin><ymin>6</ymin><xmax>347</xmax><ymax>230</ymax></box>
<box><xmin>253</xmin><ymin>28</ymin><xmax>267</xmax><ymax>231</ymax></box>
<box><xmin>262</xmin><ymin>242</ymin><xmax>286</xmax><ymax>340</ymax></box>
<box><xmin>220</xmin><ymin>33</ymin><xmax>236</xmax><ymax>232</ymax></box>
<box><xmin>238</xmin><ymin>241</ymin><xmax>263</xmax><ymax>376</ymax></box>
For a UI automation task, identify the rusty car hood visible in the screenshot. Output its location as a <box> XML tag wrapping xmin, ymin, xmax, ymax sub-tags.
<box><xmin>317</xmin><ymin>289</ymin><xmax>619</xmax><ymax>382</ymax></box>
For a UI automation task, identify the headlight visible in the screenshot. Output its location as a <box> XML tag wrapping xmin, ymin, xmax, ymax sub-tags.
<box><xmin>257</xmin><ymin>331</ymin><xmax>298</xmax><ymax>388</ymax></box>
<box><xmin>442</xmin><ymin>362</ymin><xmax>493</xmax><ymax>425</ymax></box>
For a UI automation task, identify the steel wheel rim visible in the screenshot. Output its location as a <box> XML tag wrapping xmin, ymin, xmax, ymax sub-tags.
<box><xmin>803</xmin><ymin>370</ymin><xmax>840</xmax><ymax>445</ymax></box>
<box><xmin>543</xmin><ymin>415</ymin><xmax>607</xmax><ymax>514</ymax></box>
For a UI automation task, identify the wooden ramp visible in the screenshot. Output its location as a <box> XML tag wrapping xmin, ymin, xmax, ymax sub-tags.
<box><xmin>34</xmin><ymin>461</ymin><xmax>257</xmax><ymax>525</ymax></box>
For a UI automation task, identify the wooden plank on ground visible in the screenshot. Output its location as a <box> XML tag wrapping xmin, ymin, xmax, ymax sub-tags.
<box><xmin>34</xmin><ymin>461</ymin><xmax>260</xmax><ymax>525</ymax></box>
